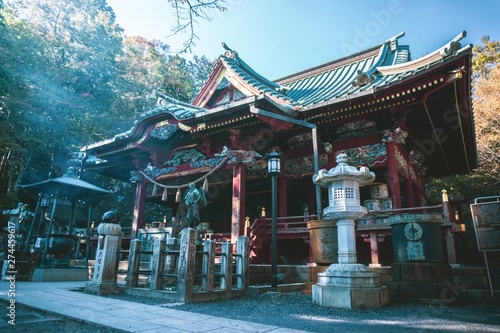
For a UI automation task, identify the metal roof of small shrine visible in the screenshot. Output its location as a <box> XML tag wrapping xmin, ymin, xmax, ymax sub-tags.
<box><xmin>19</xmin><ymin>167</ymin><xmax>113</xmax><ymax>199</ymax></box>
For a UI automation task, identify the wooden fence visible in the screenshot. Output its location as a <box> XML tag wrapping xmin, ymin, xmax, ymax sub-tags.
<box><xmin>125</xmin><ymin>228</ymin><xmax>250</xmax><ymax>302</ymax></box>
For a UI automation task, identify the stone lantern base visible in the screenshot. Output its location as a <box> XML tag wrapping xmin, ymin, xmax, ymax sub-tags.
<box><xmin>312</xmin><ymin>263</ymin><xmax>388</xmax><ymax>309</ymax></box>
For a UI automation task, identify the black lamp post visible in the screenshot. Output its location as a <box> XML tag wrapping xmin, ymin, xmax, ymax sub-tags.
<box><xmin>266</xmin><ymin>150</ymin><xmax>281</xmax><ymax>291</ymax></box>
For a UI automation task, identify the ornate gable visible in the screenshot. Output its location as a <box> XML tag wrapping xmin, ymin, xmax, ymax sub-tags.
<box><xmin>193</xmin><ymin>43</ymin><xmax>292</xmax><ymax>109</ymax></box>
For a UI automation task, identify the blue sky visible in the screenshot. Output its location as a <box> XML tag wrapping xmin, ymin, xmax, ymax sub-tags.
<box><xmin>107</xmin><ymin>0</ymin><xmax>500</xmax><ymax>80</ymax></box>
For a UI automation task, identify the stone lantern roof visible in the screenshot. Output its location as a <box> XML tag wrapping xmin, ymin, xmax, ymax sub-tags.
<box><xmin>313</xmin><ymin>153</ymin><xmax>375</xmax><ymax>187</ymax></box>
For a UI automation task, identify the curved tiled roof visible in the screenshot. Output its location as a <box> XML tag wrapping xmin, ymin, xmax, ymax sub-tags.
<box><xmin>277</xmin><ymin>33</ymin><xmax>409</xmax><ymax>106</ymax></box>
<box><xmin>210</xmin><ymin>31</ymin><xmax>469</xmax><ymax>111</ymax></box>
<box><xmin>84</xmin><ymin>31</ymin><xmax>471</xmax><ymax>152</ymax></box>
<box><xmin>84</xmin><ymin>94</ymin><xmax>205</xmax><ymax>150</ymax></box>
<box><xmin>277</xmin><ymin>31</ymin><xmax>470</xmax><ymax>109</ymax></box>
<box><xmin>220</xmin><ymin>43</ymin><xmax>294</xmax><ymax>103</ymax></box>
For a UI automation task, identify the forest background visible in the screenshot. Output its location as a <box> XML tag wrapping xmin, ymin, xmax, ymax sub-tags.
<box><xmin>0</xmin><ymin>0</ymin><xmax>499</xmax><ymax>255</ymax></box>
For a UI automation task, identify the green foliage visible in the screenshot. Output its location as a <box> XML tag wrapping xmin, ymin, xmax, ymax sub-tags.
<box><xmin>472</xmin><ymin>62</ymin><xmax>500</xmax><ymax>187</ymax></box>
<box><xmin>0</xmin><ymin>0</ymin><xmax>214</xmax><ymax>221</ymax></box>
<box><xmin>426</xmin><ymin>173</ymin><xmax>497</xmax><ymax>203</ymax></box>
<box><xmin>472</xmin><ymin>36</ymin><xmax>500</xmax><ymax>79</ymax></box>
<box><xmin>428</xmin><ymin>36</ymin><xmax>500</xmax><ymax>204</ymax></box>
<box><xmin>188</xmin><ymin>55</ymin><xmax>215</xmax><ymax>97</ymax></box>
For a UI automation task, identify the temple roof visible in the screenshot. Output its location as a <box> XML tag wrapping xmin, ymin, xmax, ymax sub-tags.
<box><xmin>192</xmin><ymin>31</ymin><xmax>470</xmax><ymax>112</ymax></box>
<box><xmin>81</xmin><ymin>31</ymin><xmax>475</xmax><ymax>179</ymax></box>
<box><xmin>275</xmin><ymin>32</ymin><xmax>410</xmax><ymax>107</ymax></box>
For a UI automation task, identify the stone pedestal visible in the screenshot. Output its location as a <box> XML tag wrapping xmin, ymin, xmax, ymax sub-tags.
<box><xmin>312</xmin><ymin>263</ymin><xmax>388</xmax><ymax>308</ymax></box>
<box><xmin>387</xmin><ymin>213</ymin><xmax>457</xmax><ymax>302</ymax></box>
<box><xmin>84</xmin><ymin>232</ymin><xmax>121</xmax><ymax>295</ymax></box>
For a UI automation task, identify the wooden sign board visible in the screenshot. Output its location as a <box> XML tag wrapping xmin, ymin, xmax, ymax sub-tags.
<box><xmin>470</xmin><ymin>201</ymin><xmax>500</xmax><ymax>252</ymax></box>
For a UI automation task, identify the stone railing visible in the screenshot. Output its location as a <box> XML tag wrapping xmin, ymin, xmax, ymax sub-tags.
<box><xmin>125</xmin><ymin>228</ymin><xmax>250</xmax><ymax>302</ymax></box>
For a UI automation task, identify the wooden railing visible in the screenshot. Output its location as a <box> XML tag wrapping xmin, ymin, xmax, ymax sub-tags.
<box><xmin>247</xmin><ymin>215</ymin><xmax>317</xmax><ymax>262</ymax></box>
<box><xmin>248</xmin><ymin>214</ymin><xmax>318</xmax><ymax>236</ymax></box>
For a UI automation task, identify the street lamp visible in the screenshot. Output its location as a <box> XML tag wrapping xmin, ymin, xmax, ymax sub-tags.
<box><xmin>266</xmin><ymin>150</ymin><xmax>281</xmax><ymax>290</ymax></box>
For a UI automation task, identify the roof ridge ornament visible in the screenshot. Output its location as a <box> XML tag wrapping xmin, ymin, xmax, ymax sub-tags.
<box><xmin>352</xmin><ymin>70</ymin><xmax>375</xmax><ymax>87</ymax></box>
<box><xmin>221</xmin><ymin>42</ymin><xmax>238</xmax><ymax>59</ymax></box>
<box><xmin>155</xmin><ymin>91</ymin><xmax>205</xmax><ymax>111</ymax></box>
<box><xmin>440</xmin><ymin>31</ymin><xmax>466</xmax><ymax>57</ymax></box>
<box><xmin>440</xmin><ymin>41</ymin><xmax>461</xmax><ymax>57</ymax></box>
<box><xmin>383</xmin><ymin>31</ymin><xmax>405</xmax><ymax>52</ymax></box>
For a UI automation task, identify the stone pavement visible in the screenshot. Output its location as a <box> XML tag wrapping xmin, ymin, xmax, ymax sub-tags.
<box><xmin>0</xmin><ymin>280</ymin><xmax>311</xmax><ymax>332</ymax></box>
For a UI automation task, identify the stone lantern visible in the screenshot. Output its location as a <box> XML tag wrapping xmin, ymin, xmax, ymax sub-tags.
<box><xmin>314</xmin><ymin>153</ymin><xmax>375</xmax><ymax>263</ymax></box>
<box><xmin>311</xmin><ymin>153</ymin><xmax>388</xmax><ymax>308</ymax></box>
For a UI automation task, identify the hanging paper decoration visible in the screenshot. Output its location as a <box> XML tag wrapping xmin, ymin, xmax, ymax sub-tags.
<box><xmin>161</xmin><ymin>188</ymin><xmax>168</xmax><ymax>202</ymax></box>
<box><xmin>175</xmin><ymin>187</ymin><xmax>182</xmax><ymax>202</ymax></box>
<box><xmin>202</xmin><ymin>177</ymin><xmax>209</xmax><ymax>192</ymax></box>
<box><xmin>151</xmin><ymin>184</ymin><xmax>158</xmax><ymax>197</ymax></box>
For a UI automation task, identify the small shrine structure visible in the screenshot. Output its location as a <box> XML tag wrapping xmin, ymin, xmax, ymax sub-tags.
<box><xmin>80</xmin><ymin>31</ymin><xmax>476</xmax><ymax>267</ymax></box>
<box><xmin>16</xmin><ymin>167</ymin><xmax>113</xmax><ymax>281</ymax></box>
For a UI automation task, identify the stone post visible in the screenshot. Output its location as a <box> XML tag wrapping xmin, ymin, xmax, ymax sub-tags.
<box><xmin>220</xmin><ymin>241</ymin><xmax>233</xmax><ymax>290</ymax></box>
<box><xmin>177</xmin><ymin>228</ymin><xmax>197</xmax><ymax>302</ymax></box>
<box><xmin>201</xmin><ymin>240</ymin><xmax>215</xmax><ymax>292</ymax></box>
<box><xmin>311</xmin><ymin>153</ymin><xmax>388</xmax><ymax>309</ymax></box>
<box><xmin>126</xmin><ymin>239</ymin><xmax>142</xmax><ymax>288</ymax></box>
<box><xmin>236</xmin><ymin>236</ymin><xmax>250</xmax><ymax>292</ymax></box>
<box><xmin>150</xmin><ymin>238</ymin><xmax>166</xmax><ymax>290</ymax></box>
<box><xmin>84</xmin><ymin>223</ymin><xmax>122</xmax><ymax>294</ymax></box>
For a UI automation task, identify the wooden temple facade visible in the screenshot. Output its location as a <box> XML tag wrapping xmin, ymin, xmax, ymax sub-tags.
<box><xmin>81</xmin><ymin>31</ymin><xmax>477</xmax><ymax>266</ymax></box>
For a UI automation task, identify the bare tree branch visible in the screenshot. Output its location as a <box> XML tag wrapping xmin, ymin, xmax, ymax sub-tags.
<box><xmin>166</xmin><ymin>0</ymin><xmax>227</xmax><ymax>53</ymax></box>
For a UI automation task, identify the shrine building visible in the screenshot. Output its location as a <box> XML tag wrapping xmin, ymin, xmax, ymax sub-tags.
<box><xmin>81</xmin><ymin>31</ymin><xmax>476</xmax><ymax>266</ymax></box>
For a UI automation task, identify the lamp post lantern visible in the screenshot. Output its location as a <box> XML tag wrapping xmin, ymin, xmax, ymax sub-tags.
<box><xmin>266</xmin><ymin>150</ymin><xmax>281</xmax><ymax>290</ymax></box>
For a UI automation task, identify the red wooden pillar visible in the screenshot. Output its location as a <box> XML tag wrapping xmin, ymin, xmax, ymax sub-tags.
<box><xmin>404</xmin><ymin>153</ymin><xmax>415</xmax><ymax>207</ymax></box>
<box><xmin>131</xmin><ymin>180</ymin><xmax>147</xmax><ymax>239</ymax></box>
<box><xmin>405</xmin><ymin>178</ymin><xmax>415</xmax><ymax>207</ymax></box>
<box><xmin>231</xmin><ymin>164</ymin><xmax>246</xmax><ymax>243</ymax></box>
<box><xmin>369</xmin><ymin>231</ymin><xmax>381</xmax><ymax>267</ymax></box>
<box><xmin>386</xmin><ymin>141</ymin><xmax>402</xmax><ymax>208</ymax></box>
<box><xmin>279</xmin><ymin>176</ymin><xmax>287</xmax><ymax>218</ymax></box>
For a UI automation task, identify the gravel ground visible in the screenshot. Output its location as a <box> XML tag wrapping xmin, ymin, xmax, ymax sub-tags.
<box><xmin>104</xmin><ymin>290</ymin><xmax>500</xmax><ymax>333</ymax></box>
<box><xmin>3</xmin><ymin>290</ymin><xmax>499</xmax><ymax>333</ymax></box>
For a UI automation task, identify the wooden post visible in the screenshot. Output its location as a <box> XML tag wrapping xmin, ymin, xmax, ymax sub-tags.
<box><xmin>279</xmin><ymin>176</ymin><xmax>287</xmax><ymax>218</ymax></box>
<box><xmin>220</xmin><ymin>241</ymin><xmax>233</xmax><ymax>290</ymax></box>
<box><xmin>405</xmin><ymin>178</ymin><xmax>415</xmax><ymax>207</ymax></box>
<box><xmin>131</xmin><ymin>181</ymin><xmax>147</xmax><ymax>239</ymax></box>
<box><xmin>441</xmin><ymin>190</ymin><xmax>458</xmax><ymax>265</ymax></box>
<box><xmin>126</xmin><ymin>239</ymin><xmax>142</xmax><ymax>288</ymax></box>
<box><xmin>231</xmin><ymin>164</ymin><xmax>246</xmax><ymax>243</ymax></box>
<box><xmin>150</xmin><ymin>238</ymin><xmax>166</xmax><ymax>290</ymax></box>
<box><xmin>386</xmin><ymin>141</ymin><xmax>402</xmax><ymax>208</ymax></box>
<box><xmin>177</xmin><ymin>228</ymin><xmax>197</xmax><ymax>301</ymax></box>
<box><xmin>236</xmin><ymin>236</ymin><xmax>250</xmax><ymax>292</ymax></box>
<box><xmin>202</xmin><ymin>240</ymin><xmax>215</xmax><ymax>292</ymax></box>
<box><xmin>369</xmin><ymin>231</ymin><xmax>381</xmax><ymax>267</ymax></box>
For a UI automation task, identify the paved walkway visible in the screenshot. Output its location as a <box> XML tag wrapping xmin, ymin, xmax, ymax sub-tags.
<box><xmin>0</xmin><ymin>280</ymin><xmax>310</xmax><ymax>332</ymax></box>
